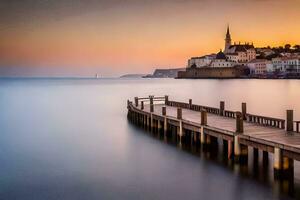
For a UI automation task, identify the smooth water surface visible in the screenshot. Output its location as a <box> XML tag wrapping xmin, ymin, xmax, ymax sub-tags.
<box><xmin>1</xmin><ymin>78</ymin><xmax>300</xmax><ymax>200</ymax></box>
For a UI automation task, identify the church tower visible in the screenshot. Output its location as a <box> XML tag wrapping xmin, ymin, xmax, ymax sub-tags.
<box><xmin>224</xmin><ymin>25</ymin><xmax>232</xmax><ymax>53</ymax></box>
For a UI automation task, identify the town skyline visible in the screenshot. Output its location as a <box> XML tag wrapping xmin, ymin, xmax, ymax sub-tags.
<box><xmin>1</xmin><ymin>0</ymin><xmax>300</xmax><ymax>77</ymax></box>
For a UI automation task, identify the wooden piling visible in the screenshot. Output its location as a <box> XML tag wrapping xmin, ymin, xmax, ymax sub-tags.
<box><xmin>274</xmin><ymin>147</ymin><xmax>283</xmax><ymax>172</ymax></box>
<box><xmin>158</xmin><ymin>120</ymin><xmax>162</xmax><ymax>131</ymax></box>
<box><xmin>162</xmin><ymin>106</ymin><xmax>166</xmax><ymax>116</ymax></box>
<box><xmin>165</xmin><ymin>95</ymin><xmax>169</xmax><ymax>105</ymax></box>
<box><xmin>150</xmin><ymin>113</ymin><xmax>154</xmax><ymax>130</ymax></box>
<box><xmin>234</xmin><ymin>135</ymin><xmax>248</xmax><ymax>163</ymax></box>
<box><xmin>144</xmin><ymin>115</ymin><xmax>147</xmax><ymax>127</ymax></box>
<box><xmin>150</xmin><ymin>104</ymin><xmax>154</xmax><ymax>112</ymax></box>
<box><xmin>134</xmin><ymin>97</ymin><xmax>138</xmax><ymax>107</ymax></box>
<box><xmin>287</xmin><ymin>110</ymin><xmax>293</xmax><ymax>132</ymax></box>
<box><xmin>178</xmin><ymin>120</ymin><xmax>183</xmax><ymax>145</ymax></box>
<box><xmin>141</xmin><ymin>101</ymin><xmax>144</xmax><ymax>110</ymax></box>
<box><xmin>274</xmin><ymin>147</ymin><xmax>294</xmax><ymax>178</ymax></box>
<box><xmin>242</xmin><ymin>102</ymin><xmax>247</xmax><ymax>120</ymax></box>
<box><xmin>220</xmin><ymin>101</ymin><xmax>225</xmax><ymax>116</ymax></box>
<box><xmin>189</xmin><ymin>99</ymin><xmax>192</xmax><ymax>109</ymax></box>
<box><xmin>177</xmin><ymin>107</ymin><xmax>182</xmax><ymax>120</ymax></box>
<box><xmin>263</xmin><ymin>151</ymin><xmax>269</xmax><ymax>164</ymax></box>
<box><xmin>150</xmin><ymin>96</ymin><xmax>154</xmax><ymax>105</ymax></box>
<box><xmin>162</xmin><ymin>107</ymin><xmax>167</xmax><ymax>136</ymax></box>
<box><xmin>200</xmin><ymin>127</ymin><xmax>205</xmax><ymax>144</ymax></box>
<box><xmin>228</xmin><ymin>140</ymin><xmax>233</xmax><ymax>159</ymax></box>
<box><xmin>236</xmin><ymin>112</ymin><xmax>244</xmax><ymax>133</ymax></box>
<box><xmin>201</xmin><ymin>109</ymin><xmax>207</xmax><ymax>125</ymax></box>
<box><xmin>253</xmin><ymin>148</ymin><xmax>259</xmax><ymax>162</ymax></box>
<box><xmin>164</xmin><ymin>117</ymin><xmax>167</xmax><ymax>136</ymax></box>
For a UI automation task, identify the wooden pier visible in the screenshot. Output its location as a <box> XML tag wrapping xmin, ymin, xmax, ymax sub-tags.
<box><xmin>127</xmin><ymin>95</ymin><xmax>300</xmax><ymax>178</ymax></box>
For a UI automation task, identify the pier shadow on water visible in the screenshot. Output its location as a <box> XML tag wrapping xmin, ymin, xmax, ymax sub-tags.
<box><xmin>129</xmin><ymin>119</ymin><xmax>300</xmax><ymax>199</ymax></box>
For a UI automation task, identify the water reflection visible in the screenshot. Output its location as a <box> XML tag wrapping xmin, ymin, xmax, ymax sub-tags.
<box><xmin>132</xmin><ymin>119</ymin><xmax>299</xmax><ymax>199</ymax></box>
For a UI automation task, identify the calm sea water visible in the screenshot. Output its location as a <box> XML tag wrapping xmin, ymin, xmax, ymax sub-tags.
<box><xmin>1</xmin><ymin>78</ymin><xmax>300</xmax><ymax>200</ymax></box>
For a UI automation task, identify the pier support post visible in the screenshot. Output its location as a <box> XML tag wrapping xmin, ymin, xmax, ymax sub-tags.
<box><xmin>147</xmin><ymin>115</ymin><xmax>150</xmax><ymax>129</ymax></box>
<box><xmin>201</xmin><ymin>109</ymin><xmax>207</xmax><ymax>126</ymax></box>
<box><xmin>274</xmin><ymin>147</ymin><xmax>283</xmax><ymax>177</ymax></box>
<box><xmin>200</xmin><ymin>109</ymin><xmax>208</xmax><ymax>148</ymax></box>
<box><xmin>200</xmin><ymin>127</ymin><xmax>205</xmax><ymax>145</ymax></box>
<box><xmin>228</xmin><ymin>140</ymin><xmax>233</xmax><ymax>159</ymax></box>
<box><xmin>178</xmin><ymin>121</ymin><xmax>183</xmax><ymax>145</ymax></box>
<box><xmin>236</xmin><ymin>112</ymin><xmax>244</xmax><ymax>133</ymax></box>
<box><xmin>165</xmin><ymin>95</ymin><xmax>169</xmax><ymax>105</ymax></box>
<box><xmin>150</xmin><ymin>96</ymin><xmax>154</xmax><ymax>105</ymax></box>
<box><xmin>162</xmin><ymin>107</ymin><xmax>167</xmax><ymax>136</ymax></box>
<box><xmin>177</xmin><ymin>107</ymin><xmax>182</xmax><ymax>120</ymax></box>
<box><xmin>234</xmin><ymin>112</ymin><xmax>247</xmax><ymax>162</ymax></box>
<box><xmin>220</xmin><ymin>101</ymin><xmax>225</xmax><ymax>116</ymax></box>
<box><xmin>253</xmin><ymin>148</ymin><xmax>259</xmax><ymax>164</ymax></box>
<box><xmin>150</xmin><ymin>104</ymin><xmax>154</xmax><ymax>131</ymax></box>
<box><xmin>263</xmin><ymin>151</ymin><xmax>269</xmax><ymax>165</ymax></box>
<box><xmin>193</xmin><ymin>130</ymin><xmax>198</xmax><ymax>144</ymax></box>
<box><xmin>144</xmin><ymin>115</ymin><xmax>147</xmax><ymax>127</ymax></box>
<box><xmin>150</xmin><ymin>104</ymin><xmax>154</xmax><ymax>113</ymax></box>
<box><xmin>242</xmin><ymin>103</ymin><xmax>247</xmax><ymax>120</ymax></box>
<box><xmin>164</xmin><ymin>118</ymin><xmax>168</xmax><ymax>137</ymax></box>
<box><xmin>141</xmin><ymin>101</ymin><xmax>144</xmax><ymax>110</ymax></box>
<box><xmin>189</xmin><ymin>99</ymin><xmax>192</xmax><ymax>109</ymax></box>
<box><xmin>286</xmin><ymin>110</ymin><xmax>294</xmax><ymax>132</ymax></box>
<box><xmin>162</xmin><ymin>106</ymin><xmax>166</xmax><ymax>116</ymax></box>
<box><xmin>134</xmin><ymin>97</ymin><xmax>138</xmax><ymax>107</ymax></box>
<box><xmin>234</xmin><ymin>135</ymin><xmax>248</xmax><ymax>163</ymax></box>
<box><xmin>158</xmin><ymin>120</ymin><xmax>162</xmax><ymax>132</ymax></box>
<box><xmin>177</xmin><ymin>108</ymin><xmax>183</xmax><ymax>144</ymax></box>
<box><xmin>274</xmin><ymin>147</ymin><xmax>294</xmax><ymax>178</ymax></box>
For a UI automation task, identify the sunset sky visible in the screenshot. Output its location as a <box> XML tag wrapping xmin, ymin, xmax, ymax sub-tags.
<box><xmin>1</xmin><ymin>0</ymin><xmax>300</xmax><ymax>77</ymax></box>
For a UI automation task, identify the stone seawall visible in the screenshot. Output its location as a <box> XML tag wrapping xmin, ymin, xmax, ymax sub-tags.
<box><xmin>177</xmin><ymin>66</ymin><xmax>249</xmax><ymax>79</ymax></box>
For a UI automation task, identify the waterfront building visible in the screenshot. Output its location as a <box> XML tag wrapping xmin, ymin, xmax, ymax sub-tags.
<box><xmin>187</xmin><ymin>54</ymin><xmax>216</xmax><ymax>68</ymax></box>
<box><xmin>225</xmin><ymin>43</ymin><xmax>256</xmax><ymax>63</ymax></box>
<box><xmin>272</xmin><ymin>56</ymin><xmax>300</xmax><ymax>73</ymax></box>
<box><xmin>247</xmin><ymin>59</ymin><xmax>269</xmax><ymax>75</ymax></box>
<box><xmin>266</xmin><ymin>62</ymin><xmax>274</xmax><ymax>73</ymax></box>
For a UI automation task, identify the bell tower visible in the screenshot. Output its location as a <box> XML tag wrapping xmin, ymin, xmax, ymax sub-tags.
<box><xmin>224</xmin><ymin>25</ymin><xmax>232</xmax><ymax>53</ymax></box>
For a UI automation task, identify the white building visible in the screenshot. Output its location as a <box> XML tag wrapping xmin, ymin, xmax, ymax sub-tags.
<box><xmin>226</xmin><ymin>43</ymin><xmax>256</xmax><ymax>63</ymax></box>
<box><xmin>272</xmin><ymin>56</ymin><xmax>300</xmax><ymax>72</ymax></box>
<box><xmin>188</xmin><ymin>54</ymin><xmax>216</xmax><ymax>68</ymax></box>
<box><xmin>266</xmin><ymin>62</ymin><xmax>274</xmax><ymax>73</ymax></box>
<box><xmin>247</xmin><ymin>59</ymin><xmax>269</xmax><ymax>75</ymax></box>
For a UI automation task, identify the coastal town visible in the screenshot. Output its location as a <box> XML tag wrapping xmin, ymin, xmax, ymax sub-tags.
<box><xmin>178</xmin><ymin>26</ymin><xmax>300</xmax><ymax>79</ymax></box>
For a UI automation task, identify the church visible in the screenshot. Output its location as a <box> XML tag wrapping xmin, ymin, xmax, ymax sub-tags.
<box><xmin>178</xmin><ymin>26</ymin><xmax>252</xmax><ymax>78</ymax></box>
<box><xmin>187</xmin><ymin>26</ymin><xmax>256</xmax><ymax>68</ymax></box>
<box><xmin>224</xmin><ymin>26</ymin><xmax>256</xmax><ymax>63</ymax></box>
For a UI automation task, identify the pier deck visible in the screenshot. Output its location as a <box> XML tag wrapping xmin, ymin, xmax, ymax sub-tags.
<box><xmin>127</xmin><ymin>95</ymin><xmax>300</xmax><ymax>178</ymax></box>
<box><xmin>144</xmin><ymin>104</ymin><xmax>300</xmax><ymax>151</ymax></box>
